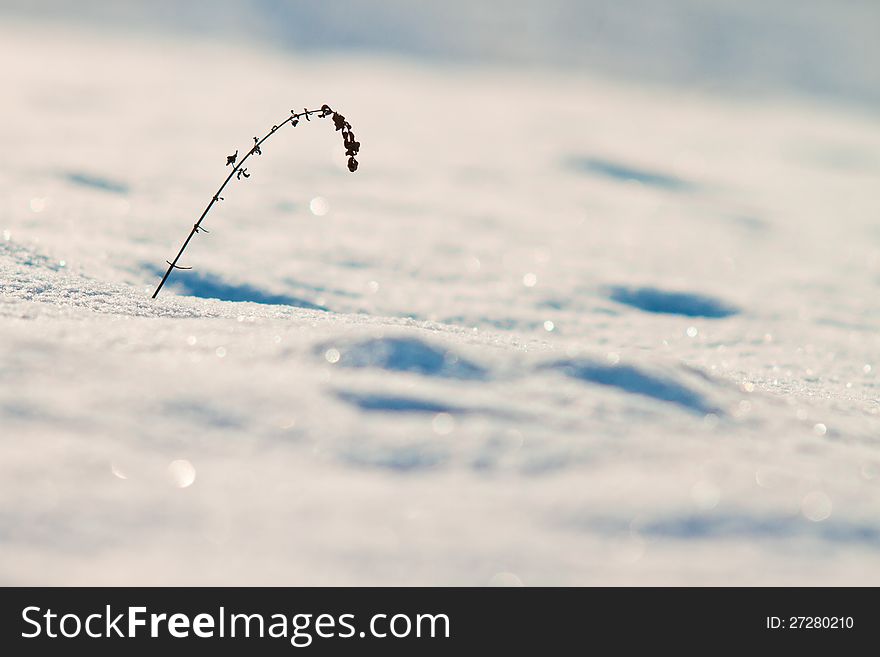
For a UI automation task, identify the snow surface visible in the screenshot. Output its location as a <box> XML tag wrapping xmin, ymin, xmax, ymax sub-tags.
<box><xmin>2</xmin><ymin>20</ymin><xmax>880</xmax><ymax>585</ymax></box>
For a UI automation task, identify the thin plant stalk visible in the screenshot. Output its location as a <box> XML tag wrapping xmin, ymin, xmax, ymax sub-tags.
<box><xmin>152</xmin><ymin>104</ymin><xmax>359</xmax><ymax>299</ymax></box>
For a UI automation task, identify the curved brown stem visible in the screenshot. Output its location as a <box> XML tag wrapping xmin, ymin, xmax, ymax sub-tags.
<box><xmin>152</xmin><ymin>105</ymin><xmax>358</xmax><ymax>299</ymax></box>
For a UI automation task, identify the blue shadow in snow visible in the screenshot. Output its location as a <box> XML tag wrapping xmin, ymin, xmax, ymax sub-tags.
<box><xmin>325</xmin><ymin>337</ymin><xmax>488</xmax><ymax>380</ymax></box>
<box><xmin>567</xmin><ymin>157</ymin><xmax>692</xmax><ymax>191</ymax></box>
<box><xmin>337</xmin><ymin>391</ymin><xmax>460</xmax><ymax>414</ymax></box>
<box><xmin>608</xmin><ymin>286</ymin><xmax>738</xmax><ymax>318</ymax></box>
<box><xmin>64</xmin><ymin>171</ymin><xmax>129</xmax><ymax>194</ymax></box>
<box><xmin>581</xmin><ymin>513</ymin><xmax>880</xmax><ymax>547</ymax></box>
<box><xmin>549</xmin><ymin>360</ymin><xmax>718</xmax><ymax>415</ymax></box>
<box><xmin>343</xmin><ymin>446</ymin><xmax>448</xmax><ymax>472</ymax></box>
<box><xmin>162</xmin><ymin>399</ymin><xmax>242</xmax><ymax>429</ymax></box>
<box><xmin>642</xmin><ymin>515</ymin><xmax>880</xmax><ymax>546</ymax></box>
<box><xmin>146</xmin><ymin>266</ymin><xmax>327</xmax><ymax>309</ymax></box>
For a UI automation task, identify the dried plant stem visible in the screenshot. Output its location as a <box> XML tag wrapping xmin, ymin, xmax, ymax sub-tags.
<box><xmin>152</xmin><ymin>104</ymin><xmax>359</xmax><ymax>299</ymax></box>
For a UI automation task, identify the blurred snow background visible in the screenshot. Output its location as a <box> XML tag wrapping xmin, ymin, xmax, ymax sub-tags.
<box><xmin>4</xmin><ymin>0</ymin><xmax>880</xmax><ymax>105</ymax></box>
<box><xmin>1</xmin><ymin>1</ymin><xmax>879</xmax><ymax>585</ymax></box>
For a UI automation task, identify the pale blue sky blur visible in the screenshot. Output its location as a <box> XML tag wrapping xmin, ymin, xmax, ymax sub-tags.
<box><xmin>2</xmin><ymin>0</ymin><xmax>877</xmax><ymax>108</ymax></box>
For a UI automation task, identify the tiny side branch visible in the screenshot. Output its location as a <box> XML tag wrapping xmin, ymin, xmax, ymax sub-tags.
<box><xmin>152</xmin><ymin>104</ymin><xmax>360</xmax><ymax>299</ymax></box>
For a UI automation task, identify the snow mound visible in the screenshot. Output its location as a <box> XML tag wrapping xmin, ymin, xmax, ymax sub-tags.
<box><xmin>1</xmin><ymin>23</ymin><xmax>880</xmax><ymax>586</ymax></box>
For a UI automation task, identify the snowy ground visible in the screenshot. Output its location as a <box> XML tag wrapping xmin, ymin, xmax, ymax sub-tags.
<box><xmin>2</xmin><ymin>20</ymin><xmax>880</xmax><ymax>585</ymax></box>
